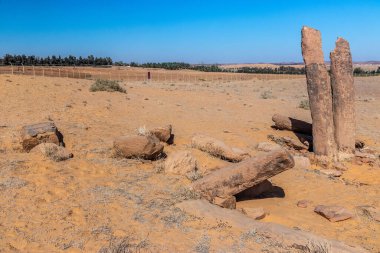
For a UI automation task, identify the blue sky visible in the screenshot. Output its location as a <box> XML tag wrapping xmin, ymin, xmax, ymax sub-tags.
<box><xmin>0</xmin><ymin>0</ymin><xmax>379</xmax><ymax>63</ymax></box>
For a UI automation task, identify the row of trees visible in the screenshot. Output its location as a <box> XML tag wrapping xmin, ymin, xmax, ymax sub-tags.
<box><xmin>0</xmin><ymin>54</ymin><xmax>113</xmax><ymax>66</ymax></box>
<box><xmin>353</xmin><ymin>67</ymin><xmax>380</xmax><ymax>76</ymax></box>
<box><xmin>129</xmin><ymin>62</ymin><xmax>306</xmax><ymax>75</ymax></box>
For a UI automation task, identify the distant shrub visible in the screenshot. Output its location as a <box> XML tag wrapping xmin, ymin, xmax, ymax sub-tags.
<box><xmin>260</xmin><ymin>90</ymin><xmax>275</xmax><ymax>99</ymax></box>
<box><xmin>298</xmin><ymin>99</ymin><xmax>310</xmax><ymax>110</ymax></box>
<box><xmin>90</xmin><ymin>79</ymin><xmax>126</xmax><ymax>93</ymax></box>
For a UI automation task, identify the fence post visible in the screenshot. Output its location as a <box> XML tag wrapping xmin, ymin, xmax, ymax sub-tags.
<box><xmin>43</xmin><ymin>69</ymin><xmax>45</xmax><ymax>77</ymax></box>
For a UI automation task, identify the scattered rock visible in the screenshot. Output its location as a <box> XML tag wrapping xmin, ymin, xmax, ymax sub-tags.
<box><xmin>355</xmin><ymin>140</ymin><xmax>365</xmax><ymax>149</ymax></box>
<box><xmin>355</xmin><ymin>151</ymin><xmax>377</xmax><ymax>165</ymax></box>
<box><xmin>150</xmin><ymin>125</ymin><xmax>172</xmax><ymax>143</ymax></box>
<box><xmin>235</xmin><ymin>180</ymin><xmax>273</xmax><ymax>200</ymax></box>
<box><xmin>176</xmin><ymin>200</ymin><xmax>367</xmax><ymax>252</ymax></box>
<box><xmin>164</xmin><ymin>151</ymin><xmax>197</xmax><ymax>176</ymax></box>
<box><xmin>297</xmin><ymin>200</ymin><xmax>311</xmax><ymax>208</ymax></box>
<box><xmin>314</xmin><ymin>205</ymin><xmax>353</xmax><ymax>222</ymax></box>
<box><xmin>333</xmin><ymin>162</ymin><xmax>348</xmax><ymax>171</ymax></box>
<box><xmin>213</xmin><ymin>196</ymin><xmax>236</xmax><ymax>209</ymax></box>
<box><xmin>293</xmin><ymin>155</ymin><xmax>311</xmax><ymax>170</ymax></box>
<box><xmin>241</xmin><ymin>207</ymin><xmax>266</xmax><ymax>220</ymax></box>
<box><xmin>31</xmin><ymin>143</ymin><xmax>73</xmax><ymax>162</ymax></box>
<box><xmin>256</xmin><ymin>142</ymin><xmax>281</xmax><ymax>152</ymax></box>
<box><xmin>319</xmin><ymin>169</ymin><xmax>343</xmax><ymax>177</ymax></box>
<box><xmin>113</xmin><ymin>135</ymin><xmax>164</xmax><ymax>160</ymax></box>
<box><xmin>21</xmin><ymin>122</ymin><xmax>61</xmax><ymax>152</ymax></box>
<box><xmin>356</xmin><ymin>206</ymin><xmax>380</xmax><ymax>222</ymax></box>
<box><xmin>191</xmin><ymin>134</ymin><xmax>250</xmax><ymax>162</ymax></box>
<box><xmin>267</xmin><ymin>134</ymin><xmax>309</xmax><ymax>152</ymax></box>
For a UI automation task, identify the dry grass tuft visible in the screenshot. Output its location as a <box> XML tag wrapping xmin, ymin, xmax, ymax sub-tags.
<box><xmin>90</xmin><ymin>79</ymin><xmax>126</xmax><ymax>93</ymax></box>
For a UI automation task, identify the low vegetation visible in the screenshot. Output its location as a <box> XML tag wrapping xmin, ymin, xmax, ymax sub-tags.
<box><xmin>90</xmin><ymin>79</ymin><xmax>126</xmax><ymax>93</ymax></box>
<box><xmin>299</xmin><ymin>99</ymin><xmax>310</xmax><ymax>110</ymax></box>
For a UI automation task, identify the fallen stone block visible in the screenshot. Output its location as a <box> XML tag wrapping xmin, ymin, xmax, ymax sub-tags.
<box><xmin>192</xmin><ymin>149</ymin><xmax>294</xmax><ymax>202</ymax></box>
<box><xmin>113</xmin><ymin>135</ymin><xmax>164</xmax><ymax>160</ymax></box>
<box><xmin>164</xmin><ymin>151</ymin><xmax>197</xmax><ymax>176</ymax></box>
<box><xmin>241</xmin><ymin>207</ymin><xmax>266</xmax><ymax>220</ymax></box>
<box><xmin>150</xmin><ymin>125</ymin><xmax>172</xmax><ymax>143</ymax></box>
<box><xmin>272</xmin><ymin>114</ymin><xmax>312</xmax><ymax>135</ymax></box>
<box><xmin>191</xmin><ymin>134</ymin><xmax>250</xmax><ymax>162</ymax></box>
<box><xmin>176</xmin><ymin>200</ymin><xmax>367</xmax><ymax>253</ymax></box>
<box><xmin>31</xmin><ymin>143</ymin><xmax>73</xmax><ymax>162</ymax></box>
<box><xmin>21</xmin><ymin>122</ymin><xmax>61</xmax><ymax>152</ymax></box>
<box><xmin>319</xmin><ymin>169</ymin><xmax>343</xmax><ymax>177</ymax></box>
<box><xmin>314</xmin><ymin>205</ymin><xmax>353</xmax><ymax>222</ymax></box>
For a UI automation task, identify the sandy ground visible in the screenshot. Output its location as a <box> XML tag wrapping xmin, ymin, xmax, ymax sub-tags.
<box><xmin>0</xmin><ymin>74</ymin><xmax>379</xmax><ymax>252</ymax></box>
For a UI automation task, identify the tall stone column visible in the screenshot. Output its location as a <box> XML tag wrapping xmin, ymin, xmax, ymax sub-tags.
<box><xmin>330</xmin><ymin>38</ymin><xmax>355</xmax><ymax>159</ymax></box>
<box><xmin>301</xmin><ymin>26</ymin><xmax>336</xmax><ymax>159</ymax></box>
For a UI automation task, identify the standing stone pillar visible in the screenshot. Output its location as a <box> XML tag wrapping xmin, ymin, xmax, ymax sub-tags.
<box><xmin>330</xmin><ymin>38</ymin><xmax>355</xmax><ymax>159</ymax></box>
<box><xmin>301</xmin><ymin>26</ymin><xmax>336</xmax><ymax>159</ymax></box>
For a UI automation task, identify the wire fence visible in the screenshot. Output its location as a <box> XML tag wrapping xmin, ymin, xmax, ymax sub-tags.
<box><xmin>0</xmin><ymin>65</ymin><xmax>307</xmax><ymax>83</ymax></box>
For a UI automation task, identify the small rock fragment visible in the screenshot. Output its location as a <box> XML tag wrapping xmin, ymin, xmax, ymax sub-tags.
<box><xmin>241</xmin><ymin>207</ymin><xmax>267</xmax><ymax>220</ymax></box>
<box><xmin>256</xmin><ymin>142</ymin><xmax>282</xmax><ymax>152</ymax></box>
<box><xmin>297</xmin><ymin>200</ymin><xmax>310</xmax><ymax>208</ymax></box>
<box><xmin>213</xmin><ymin>196</ymin><xmax>236</xmax><ymax>209</ymax></box>
<box><xmin>319</xmin><ymin>169</ymin><xmax>343</xmax><ymax>177</ymax></box>
<box><xmin>267</xmin><ymin>135</ymin><xmax>309</xmax><ymax>151</ymax></box>
<box><xmin>314</xmin><ymin>205</ymin><xmax>353</xmax><ymax>222</ymax></box>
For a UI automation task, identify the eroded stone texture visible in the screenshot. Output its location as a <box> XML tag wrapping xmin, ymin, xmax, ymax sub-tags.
<box><xmin>21</xmin><ymin>122</ymin><xmax>60</xmax><ymax>152</ymax></box>
<box><xmin>330</xmin><ymin>38</ymin><xmax>355</xmax><ymax>159</ymax></box>
<box><xmin>301</xmin><ymin>26</ymin><xmax>336</xmax><ymax>159</ymax></box>
<box><xmin>191</xmin><ymin>149</ymin><xmax>294</xmax><ymax>202</ymax></box>
<box><xmin>113</xmin><ymin>135</ymin><xmax>164</xmax><ymax>160</ymax></box>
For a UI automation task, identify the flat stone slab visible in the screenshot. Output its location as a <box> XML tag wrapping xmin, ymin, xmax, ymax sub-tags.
<box><xmin>314</xmin><ymin>205</ymin><xmax>353</xmax><ymax>222</ymax></box>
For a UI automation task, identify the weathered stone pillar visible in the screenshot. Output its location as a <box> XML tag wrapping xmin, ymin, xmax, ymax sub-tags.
<box><xmin>301</xmin><ymin>26</ymin><xmax>336</xmax><ymax>159</ymax></box>
<box><xmin>330</xmin><ymin>38</ymin><xmax>355</xmax><ymax>159</ymax></box>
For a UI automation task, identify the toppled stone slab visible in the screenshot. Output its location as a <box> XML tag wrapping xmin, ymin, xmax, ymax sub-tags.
<box><xmin>176</xmin><ymin>200</ymin><xmax>367</xmax><ymax>253</ymax></box>
<box><xmin>191</xmin><ymin>134</ymin><xmax>250</xmax><ymax>162</ymax></box>
<box><xmin>314</xmin><ymin>205</ymin><xmax>353</xmax><ymax>222</ymax></box>
<box><xmin>21</xmin><ymin>122</ymin><xmax>61</xmax><ymax>152</ymax></box>
<box><xmin>241</xmin><ymin>207</ymin><xmax>266</xmax><ymax>220</ymax></box>
<box><xmin>113</xmin><ymin>135</ymin><xmax>164</xmax><ymax>160</ymax></box>
<box><xmin>192</xmin><ymin>149</ymin><xmax>294</xmax><ymax>202</ymax></box>
<box><xmin>150</xmin><ymin>125</ymin><xmax>172</xmax><ymax>143</ymax></box>
<box><xmin>164</xmin><ymin>151</ymin><xmax>197</xmax><ymax>176</ymax></box>
<box><xmin>31</xmin><ymin>143</ymin><xmax>73</xmax><ymax>162</ymax></box>
<box><xmin>272</xmin><ymin>114</ymin><xmax>312</xmax><ymax>135</ymax></box>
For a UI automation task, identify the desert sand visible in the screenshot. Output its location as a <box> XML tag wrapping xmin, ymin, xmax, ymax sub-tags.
<box><xmin>0</xmin><ymin>73</ymin><xmax>379</xmax><ymax>252</ymax></box>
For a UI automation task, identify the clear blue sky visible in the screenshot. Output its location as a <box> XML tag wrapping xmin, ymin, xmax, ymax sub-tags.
<box><xmin>0</xmin><ymin>0</ymin><xmax>379</xmax><ymax>63</ymax></box>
